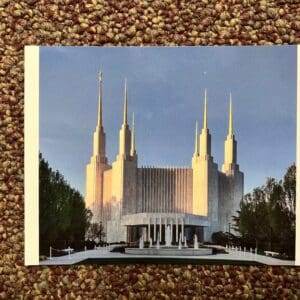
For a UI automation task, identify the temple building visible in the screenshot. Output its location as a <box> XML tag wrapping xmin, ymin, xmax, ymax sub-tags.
<box><xmin>85</xmin><ymin>73</ymin><xmax>244</xmax><ymax>243</ymax></box>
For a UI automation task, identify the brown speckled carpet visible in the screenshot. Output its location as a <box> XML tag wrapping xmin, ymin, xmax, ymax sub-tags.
<box><xmin>0</xmin><ymin>0</ymin><xmax>299</xmax><ymax>298</ymax></box>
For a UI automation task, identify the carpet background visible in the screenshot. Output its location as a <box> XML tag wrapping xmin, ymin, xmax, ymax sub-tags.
<box><xmin>0</xmin><ymin>0</ymin><xmax>299</xmax><ymax>298</ymax></box>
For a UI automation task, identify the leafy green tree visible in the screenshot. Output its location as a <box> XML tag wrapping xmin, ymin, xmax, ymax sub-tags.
<box><xmin>39</xmin><ymin>154</ymin><xmax>91</xmax><ymax>255</ymax></box>
<box><xmin>236</xmin><ymin>191</ymin><xmax>269</xmax><ymax>250</ymax></box>
<box><xmin>232</xmin><ymin>164</ymin><xmax>296</xmax><ymax>259</ymax></box>
<box><xmin>86</xmin><ymin>222</ymin><xmax>106</xmax><ymax>244</ymax></box>
<box><xmin>283</xmin><ymin>164</ymin><xmax>296</xmax><ymax>213</ymax></box>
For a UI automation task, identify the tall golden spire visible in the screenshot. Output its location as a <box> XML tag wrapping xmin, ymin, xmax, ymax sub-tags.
<box><xmin>130</xmin><ymin>112</ymin><xmax>136</xmax><ymax>156</ymax></box>
<box><xmin>199</xmin><ymin>88</ymin><xmax>211</xmax><ymax>157</ymax></box>
<box><xmin>203</xmin><ymin>89</ymin><xmax>207</xmax><ymax>129</ymax></box>
<box><xmin>123</xmin><ymin>78</ymin><xmax>128</xmax><ymax>125</ymax></box>
<box><xmin>92</xmin><ymin>71</ymin><xmax>107</xmax><ymax>160</ymax></box>
<box><xmin>193</xmin><ymin>121</ymin><xmax>199</xmax><ymax>157</ymax></box>
<box><xmin>222</xmin><ymin>93</ymin><xmax>238</xmax><ymax>173</ymax></box>
<box><xmin>97</xmin><ymin>71</ymin><xmax>103</xmax><ymax>127</ymax></box>
<box><xmin>118</xmin><ymin>78</ymin><xmax>131</xmax><ymax>159</ymax></box>
<box><xmin>228</xmin><ymin>93</ymin><xmax>233</xmax><ymax>136</ymax></box>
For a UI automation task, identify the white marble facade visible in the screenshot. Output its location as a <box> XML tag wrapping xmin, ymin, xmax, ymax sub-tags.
<box><xmin>86</xmin><ymin>76</ymin><xmax>244</xmax><ymax>243</ymax></box>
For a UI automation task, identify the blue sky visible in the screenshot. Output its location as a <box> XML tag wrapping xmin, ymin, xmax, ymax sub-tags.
<box><xmin>40</xmin><ymin>46</ymin><xmax>297</xmax><ymax>196</ymax></box>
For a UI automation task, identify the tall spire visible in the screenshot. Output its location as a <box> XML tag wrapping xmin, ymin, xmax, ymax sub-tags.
<box><xmin>222</xmin><ymin>93</ymin><xmax>238</xmax><ymax>173</ymax></box>
<box><xmin>92</xmin><ymin>71</ymin><xmax>107</xmax><ymax>160</ymax></box>
<box><xmin>199</xmin><ymin>88</ymin><xmax>211</xmax><ymax>158</ymax></box>
<box><xmin>123</xmin><ymin>78</ymin><xmax>128</xmax><ymax>125</ymax></box>
<box><xmin>130</xmin><ymin>112</ymin><xmax>136</xmax><ymax>156</ymax></box>
<box><xmin>118</xmin><ymin>78</ymin><xmax>131</xmax><ymax>159</ymax></box>
<box><xmin>203</xmin><ymin>89</ymin><xmax>207</xmax><ymax>129</ymax></box>
<box><xmin>193</xmin><ymin>121</ymin><xmax>199</xmax><ymax>156</ymax></box>
<box><xmin>97</xmin><ymin>71</ymin><xmax>103</xmax><ymax>127</ymax></box>
<box><xmin>228</xmin><ymin>93</ymin><xmax>233</xmax><ymax>136</ymax></box>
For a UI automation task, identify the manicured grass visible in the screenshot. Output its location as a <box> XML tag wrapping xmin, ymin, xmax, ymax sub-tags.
<box><xmin>75</xmin><ymin>257</ymin><xmax>264</xmax><ymax>266</ymax></box>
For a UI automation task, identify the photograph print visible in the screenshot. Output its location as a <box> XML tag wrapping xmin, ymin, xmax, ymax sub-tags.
<box><xmin>25</xmin><ymin>45</ymin><xmax>297</xmax><ymax>265</ymax></box>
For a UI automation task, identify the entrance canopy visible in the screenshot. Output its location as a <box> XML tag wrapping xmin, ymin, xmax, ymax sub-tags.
<box><xmin>121</xmin><ymin>212</ymin><xmax>210</xmax><ymax>227</ymax></box>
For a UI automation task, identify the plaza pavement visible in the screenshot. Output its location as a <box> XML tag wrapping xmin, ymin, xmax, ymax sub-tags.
<box><xmin>40</xmin><ymin>246</ymin><xmax>295</xmax><ymax>266</ymax></box>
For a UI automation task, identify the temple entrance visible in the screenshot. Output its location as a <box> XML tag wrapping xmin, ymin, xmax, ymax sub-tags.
<box><xmin>126</xmin><ymin>225</ymin><xmax>204</xmax><ymax>244</ymax></box>
<box><xmin>184</xmin><ymin>226</ymin><xmax>204</xmax><ymax>243</ymax></box>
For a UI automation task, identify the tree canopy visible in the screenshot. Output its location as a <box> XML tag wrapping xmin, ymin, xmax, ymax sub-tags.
<box><xmin>39</xmin><ymin>154</ymin><xmax>92</xmax><ymax>255</ymax></box>
<box><xmin>232</xmin><ymin>164</ymin><xmax>296</xmax><ymax>259</ymax></box>
<box><xmin>85</xmin><ymin>222</ymin><xmax>106</xmax><ymax>245</ymax></box>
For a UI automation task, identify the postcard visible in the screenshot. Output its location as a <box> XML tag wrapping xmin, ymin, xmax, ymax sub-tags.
<box><xmin>25</xmin><ymin>45</ymin><xmax>299</xmax><ymax>266</ymax></box>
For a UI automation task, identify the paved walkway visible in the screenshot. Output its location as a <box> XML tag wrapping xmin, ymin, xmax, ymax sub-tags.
<box><xmin>40</xmin><ymin>247</ymin><xmax>295</xmax><ymax>266</ymax></box>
